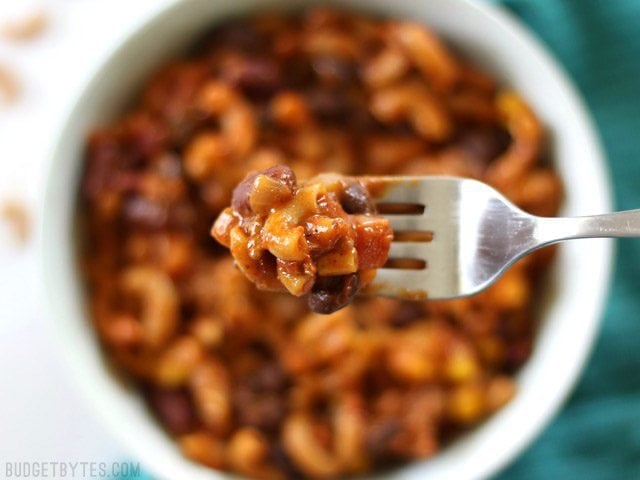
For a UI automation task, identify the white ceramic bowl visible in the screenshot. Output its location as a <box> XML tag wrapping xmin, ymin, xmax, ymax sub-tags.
<box><xmin>41</xmin><ymin>0</ymin><xmax>613</xmax><ymax>479</ymax></box>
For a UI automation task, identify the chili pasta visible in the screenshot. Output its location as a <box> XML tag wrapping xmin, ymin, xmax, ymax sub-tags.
<box><xmin>81</xmin><ymin>7</ymin><xmax>562</xmax><ymax>479</ymax></box>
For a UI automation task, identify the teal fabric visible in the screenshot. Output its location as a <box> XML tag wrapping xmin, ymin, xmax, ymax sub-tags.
<box><xmin>494</xmin><ymin>0</ymin><xmax>640</xmax><ymax>479</ymax></box>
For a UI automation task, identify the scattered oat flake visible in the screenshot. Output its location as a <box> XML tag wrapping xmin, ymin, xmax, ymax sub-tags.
<box><xmin>1</xmin><ymin>200</ymin><xmax>31</xmax><ymax>245</ymax></box>
<box><xmin>0</xmin><ymin>64</ymin><xmax>20</xmax><ymax>104</ymax></box>
<box><xmin>0</xmin><ymin>8</ymin><xmax>48</xmax><ymax>41</ymax></box>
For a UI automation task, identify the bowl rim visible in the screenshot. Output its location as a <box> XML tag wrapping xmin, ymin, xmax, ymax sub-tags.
<box><xmin>39</xmin><ymin>0</ymin><xmax>614</xmax><ymax>479</ymax></box>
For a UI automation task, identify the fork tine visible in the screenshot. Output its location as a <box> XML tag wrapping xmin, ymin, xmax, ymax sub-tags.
<box><xmin>361</xmin><ymin>175</ymin><xmax>534</xmax><ymax>301</ymax></box>
<box><xmin>364</xmin><ymin>176</ymin><xmax>466</xmax><ymax>300</ymax></box>
<box><xmin>386</xmin><ymin>214</ymin><xmax>434</xmax><ymax>232</ymax></box>
<box><xmin>366</xmin><ymin>269</ymin><xmax>430</xmax><ymax>299</ymax></box>
<box><xmin>372</xmin><ymin>177</ymin><xmax>425</xmax><ymax>204</ymax></box>
<box><xmin>388</xmin><ymin>242</ymin><xmax>435</xmax><ymax>260</ymax></box>
<box><xmin>371</xmin><ymin>175</ymin><xmax>463</xmax><ymax>208</ymax></box>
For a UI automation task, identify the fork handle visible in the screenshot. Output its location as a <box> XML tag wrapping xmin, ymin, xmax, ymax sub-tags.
<box><xmin>537</xmin><ymin>209</ymin><xmax>640</xmax><ymax>244</ymax></box>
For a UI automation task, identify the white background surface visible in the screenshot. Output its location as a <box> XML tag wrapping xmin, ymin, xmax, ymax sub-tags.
<box><xmin>0</xmin><ymin>1</ymin><xmax>171</xmax><ymax>475</ymax></box>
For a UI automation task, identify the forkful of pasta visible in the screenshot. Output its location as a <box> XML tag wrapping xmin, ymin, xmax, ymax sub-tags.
<box><xmin>212</xmin><ymin>166</ymin><xmax>640</xmax><ymax>314</ymax></box>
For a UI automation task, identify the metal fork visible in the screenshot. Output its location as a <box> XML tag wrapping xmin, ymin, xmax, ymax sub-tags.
<box><xmin>365</xmin><ymin>176</ymin><xmax>639</xmax><ymax>300</ymax></box>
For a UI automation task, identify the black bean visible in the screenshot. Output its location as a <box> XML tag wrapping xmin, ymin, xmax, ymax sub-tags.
<box><xmin>170</xmin><ymin>109</ymin><xmax>209</xmax><ymax>147</ymax></box>
<box><xmin>231</xmin><ymin>166</ymin><xmax>297</xmax><ymax>216</ymax></box>
<box><xmin>311</xmin><ymin>55</ymin><xmax>356</xmax><ymax>85</ymax></box>
<box><xmin>456</xmin><ymin>126</ymin><xmax>511</xmax><ymax>164</ymax></box>
<box><xmin>207</xmin><ymin>22</ymin><xmax>266</xmax><ymax>53</ymax></box>
<box><xmin>282</xmin><ymin>57</ymin><xmax>315</xmax><ymax>89</ymax></box>
<box><xmin>147</xmin><ymin>388</ymin><xmax>196</xmax><ymax>435</ymax></box>
<box><xmin>270</xmin><ymin>445</ymin><xmax>305</xmax><ymax>480</ymax></box>
<box><xmin>262</xmin><ymin>165</ymin><xmax>297</xmax><ymax>191</ymax></box>
<box><xmin>307</xmin><ymin>273</ymin><xmax>360</xmax><ymax>314</ymax></box>
<box><xmin>256</xmin><ymin>250</ymin><xmax>278</xmax><ymax>276</ymax></box>
<box><xmin>306</xmin><ymin>88</ymin><xmax>351</xmax><ymax>121</ymax></box>
<box><xmin>155</xmin><ymin>153</ymin><xmax>182</xmax><ymax>178</ymax></box>
<box><xmin>365</xmin><ymin>419</ymin><xmax>402</xmax><ymax>457</ymax></box>
<box><xmin>341</xmin><ymin>182</ymin><xmax>376</xmax><ymax>214</ymax></box>
<box><xmin>169</xmin><ymin>203</ymin><xmax>198</xmax><ymax>229</ymax></box>
<box><xmin>390</xmin><ymin>301</ymin><xmax>427</xmax><ymax>328</ymax></box>
<box><xmin>504</xmin><ymin>338</ymin><xmax>532</xmax><ymax>373</ymax></box>
<box><xmin>122</xmin><ymin>196</ymin><xmax>168</xmax><ymax>227</ymax></box>
<box><xmin>83</xmin><ymin>133</ymin><xmax>122</xmax><ymax>199</ymax></box>
<box><xmin>246</xmin><ymin>362</ymin><xmax>289</xmax><ymax>392</ymax></box>
<box><xmin>257</xmin><ymin>103</ymin><xmax>276</xmax><ymax>129</ymax></box>
<box><xmin>124</xmin><ymin>114</ymin><xmax>171</xmax><ymax>160</ymax></box>
<box><xmin>110</xmin><ymin>171</ymin><xmax>141</xmax><ymax>193</ymax></box>
<box><xmin>122</xmin><ymin>196</ymin><xmax>195</xmax><ymax>230</ymax></box>
<box><xmin>349</xmin><ymin>107</ymin><xmax>378</xmax><ymax>134</ymax></box>
<box><xmin>234</xmin><ymin>388</ymin><xmax>286</xmax><ymax>432</ymax></box>
<box><xmin>231</xmin><ymin>171</ymin><xmax>259</xmax><ymax>216</ymax></box>
<box><xmin>222</xmin><ymin>56</ymin><xmax>282</xmax><ymax>98</ymax></box>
